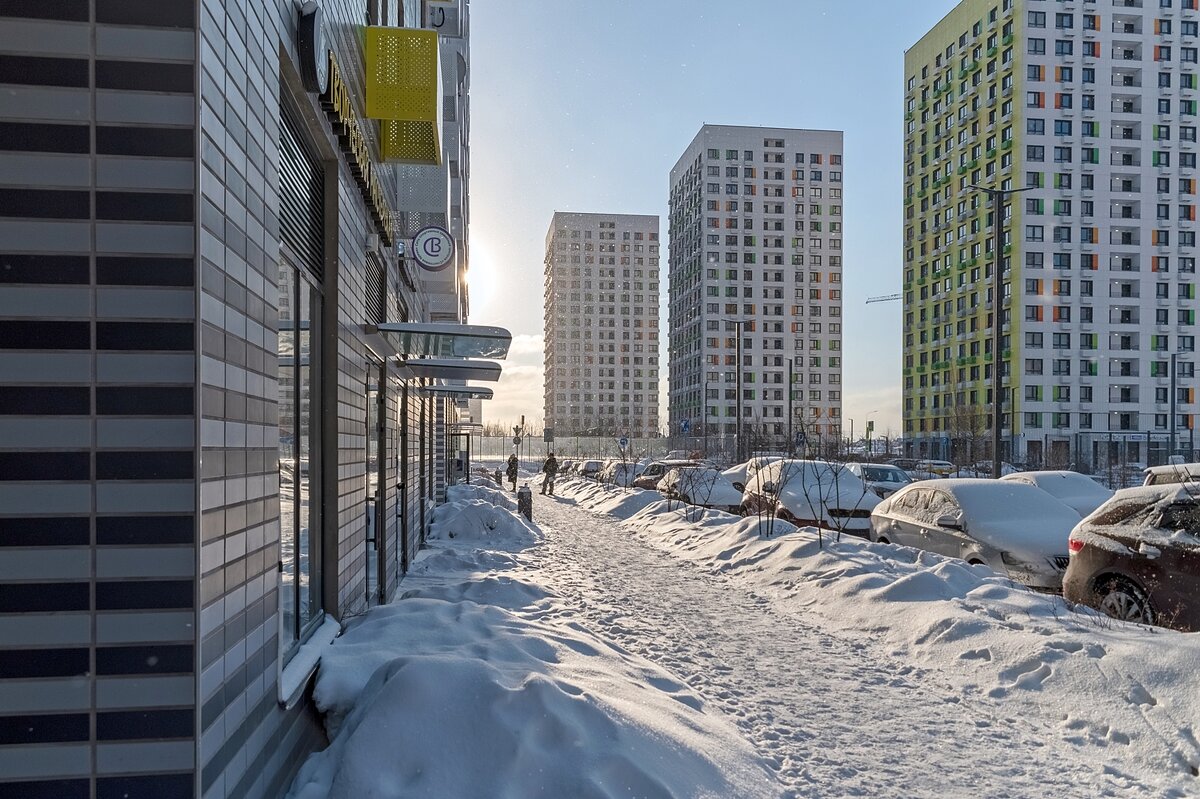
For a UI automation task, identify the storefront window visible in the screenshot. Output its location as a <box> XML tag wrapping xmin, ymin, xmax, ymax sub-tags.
<box><xmin>278</xmin><ymin>259</ymin><xmax>322</xmax><ymax>652</ymax></box>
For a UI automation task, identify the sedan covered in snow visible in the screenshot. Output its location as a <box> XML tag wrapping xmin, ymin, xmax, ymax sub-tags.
<box><xmin>598</xmin><ymin>460</ymin><xmax>644</xmax><ymax>486</ymax></box>
<box><xmin>1000</xmin><ymin>470</ymin><xmax>1113</xmax><ymax>518</ymax></box>
<box><xmin>869</xmin><ymin>479</ymin><xmax>1080</xmax><ymax>590</ymax></box>
<box><xmin>845</xmin><ymin>462</ymin><xmax>915</xmax><ymax>499</ymax></box>
<box><xmin>741</xmin><ymin>459</ymin><xmax>880</xmax><ymax>535</ymax></box>
<box><xmin>632</xmin><ymin>459</ymin><xmax>698</xmax><ymax>490</ymax></box>
<box><xmin>658</xmin><ymin>466</ymin><xmax>744</xmax><ymax>513</ymax></box>
<box><xmin>1063</xmin><ymin>485</ymin><xmax>1200</xmax><ymax>631</ymax></box>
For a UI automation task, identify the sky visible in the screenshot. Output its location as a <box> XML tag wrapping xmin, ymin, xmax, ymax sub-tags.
<box><xmin>467</xmin><ymin>0</ymin><xmax>959</xmax><ymax>439</ymax></box>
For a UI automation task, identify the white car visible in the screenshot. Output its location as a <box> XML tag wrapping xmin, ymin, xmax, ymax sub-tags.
<box><xmin>578</xmin><ymin>459</ymin><xmax>603</xmax><ymax>479</ymax></box>
<box><xmin>1000</xmin><ymin>470</ymin><xmax>1113</xmax><ymax>518</ymax></box>
<box><xmin>1142</xmin><ymin>462</ymin><xmax>1200</xmax><ymax>486</ymax></box>
<box><xmin>741</xmin><ymin>459</ymin><xmax>880</xmax><ymax>535</ymax></box>
<box><xmin>598</xmin><ymin>460</ymin><xmax>644</xmax><ymax>486</ymax></box>
<box><xmin>870</xmin><ymin>479</ymin><xmax>1080</xmax><ymax>590</ymax></box>
<box><xmin>909</xmin><ymin>459</ymin><xmax>956</xmax><ymax>480</ymax></box>
<box><xmin>845</xmin><ymin>462</ymin><xmax>915</xmax><ymax>499</ymax></box>
<box><xmin>722</xmin><ymin>456</ymin><xmax>783</xmax><ymax>492</ymax></box>
<box><xmin>659</xmin><ymin>466</ymin><xmax>744</xmax><ymax>513</ymax></box>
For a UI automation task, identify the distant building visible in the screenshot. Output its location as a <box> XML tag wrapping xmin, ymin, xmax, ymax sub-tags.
<box><xmin>667</xmin><ymin>125</ymin><xmax>846</xmax><ymax>452</ymax></box>
<box><xmin>543</xmin><ymin>212</ymin><xmax>661</xmax><ymax>437</ymax></box>
<box><xmin>903</xmin><ymin>0</ymin><xmax>1198</xmax><ymax>468</ymax></box>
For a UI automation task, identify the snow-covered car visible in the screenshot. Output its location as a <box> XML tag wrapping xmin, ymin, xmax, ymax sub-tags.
<box><xmin>908</xmin><ymin>459</ymin><xmax>956</xmax><ymax>480</ymax></box>
<box><xmin>632</xmin><ymin>459</ymin><xmax>698</xmax><ymax>490</ymax></box>
<box><xmin>870</xmin><ymin>479</ymin><xmax>1079</xmax><ymax>590</ymax></box>
<box><xmin>558</xmin><ymin>459</ymin><xmax>576</xmax><ymax>475</ymax></box>
<box><xmin>845</xmin><ymin>462</ymin><xmax>914</xmax><ymax>499</ymax></box>
<box><xmin>956</xmin><ymin>461</ymin><xmax>1019</xmax><ymax>478</ymax></box>
<box><xmin>578</xmin><ymin>459</ymin><xmax>603</xmax><ymax>479</ymax></box>
<box><xmin>1142</xmin><ymin>462</ymin><xmax>1200</xmax><ymax>486</ymax></box>
<box><xmin>598</xmin><ymin>460</ymin><xmax>644</xmax><ymax>486</ymax></box>
<box><xmin>1000</xmin><ymin>471</ymin><xmax>1113</xmax><ymax>518</ymax></box>
<box><xmin>1064</xmin><ymin>485</ymin><xmax>1200</xmax><ymax>630</ymax></box>
<box><xmin>658</xmin><ymin>466</ymin><xmax>744</xmax><ymax>513</ymax></box>
<box><xmin>741</xmin><ymin>459</ymin><xmax>880</xmax><ymax>535</ymax></box>
<box><xmin>721</xmin><ymin>456</ymin><xmax>783</xmax><ymax>492</ymax></box>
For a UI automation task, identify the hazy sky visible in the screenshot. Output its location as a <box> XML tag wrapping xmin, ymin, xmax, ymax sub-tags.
<box><xmin>467</xmin><ymin>0</ymin><xmax>958</xmax><ymax>438</ymax></box>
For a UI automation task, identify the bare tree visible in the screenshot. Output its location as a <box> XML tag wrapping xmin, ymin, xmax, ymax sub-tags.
<box><xmin>946</xmin><ymin>399</ymin><xmax>987</xmax><ymax>469</ymax></box>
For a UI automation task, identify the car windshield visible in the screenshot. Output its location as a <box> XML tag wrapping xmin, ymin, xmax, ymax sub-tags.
<box><xmin>862</xmin><ymin>466</ymin><xmax>908</xmax><ymax>483</ymax></box>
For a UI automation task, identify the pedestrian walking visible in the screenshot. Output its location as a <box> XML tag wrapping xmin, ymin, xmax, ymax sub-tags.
<box><xmin>506</xmin><ymin>453</ymin><xmax>519</xmax><ymax>491</ymax></box>
<box><xmin>540</xmin><ymin>452</ymin><xmax>559</xmax><ymax>496</ymax></box>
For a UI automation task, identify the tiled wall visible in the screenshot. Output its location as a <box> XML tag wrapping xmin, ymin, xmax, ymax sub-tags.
<box><xmin>0</xmin><ymin>1</ymin><xmax>201</xmax><ymax>796</ymax></box>
<box><xmin>1</xmin><ymin>0</ymin><xmax>442</xmax><ymax>797</ymax></box>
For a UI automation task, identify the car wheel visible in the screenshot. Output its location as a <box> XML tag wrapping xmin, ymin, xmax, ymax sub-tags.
<box><xmin>1095</xmin><ymin>576</ymin><xmax>1156</xmax><ymax>626</ymax></box>
<box><xmin>876</xmin><ymin>536</ymin><xmax>891</xmax><ymax>545</ymax></box>
<box><xmin>738</xmin><ymin>504</ymin><xmax>751</xmax><ymax>517</ymax></box>
<box><xmin>967</xmin><ymin>558</ymin><xmax>986</xmax><ymax>566</ymax></box>
<box><xmin>680</xmin><ymin>494</ymin><xmax>691</xmax><ymax>504</ymax></box>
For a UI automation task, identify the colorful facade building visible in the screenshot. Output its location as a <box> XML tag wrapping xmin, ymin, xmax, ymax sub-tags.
<box><xmin>904</xmin><ymin>0</ymin><xmax>1198</xmax><ymax>467</ymax></box>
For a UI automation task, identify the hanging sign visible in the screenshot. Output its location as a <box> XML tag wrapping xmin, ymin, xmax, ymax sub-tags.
<box><xmin>413</xmin><ymin>226</ymin><xmax>455</xmax><ymax>272</ymax></box>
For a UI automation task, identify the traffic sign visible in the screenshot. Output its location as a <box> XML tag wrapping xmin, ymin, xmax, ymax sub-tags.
<box><xmin>680</xmin><ymin>420</ymin><xmax>691</xmax><ymax>434</ymax></box>
<box><xmin>618</xmin><ymin>436</ymin><xmax>629</xmax><ymax>450</ymax></box>
<box><xmin>412</xmin><ymin>226</ymin><xmax>454</xmax><ymax>272</ymax></box>
<box><xmin>513</xmin><ymin>436</ymin><xmax>521</xmax><ymax>446</ymax></box>
<box><xmin>544</xmin><ymin>428</ymin><xmax>554</xmax><ymax>442</ymax></box>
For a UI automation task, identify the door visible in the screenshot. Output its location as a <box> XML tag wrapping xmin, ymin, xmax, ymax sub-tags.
<box><xmin>365</xmin><ymin>367</ymin><xmax>385</xmax><ymax>606</ymax></box>
<box><xmin>889</xmin><ymin>489</ymin><xmax>929</xmax><ymax>547</ymax></box>
<box><xmin>922</xmin><ymin>490</ymin><xmax>967</xmax><ymax>558</ymax></box>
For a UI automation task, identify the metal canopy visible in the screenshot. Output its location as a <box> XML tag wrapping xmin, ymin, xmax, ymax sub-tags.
<box><xmin>403</xmin><ymin>358</ymin><xmax>502</xmax><ymax>382</ymax></box>
<box><xmin>421</xmin><ymin>384</ymin><xmax>494</xmax><ymax>400</ymax></box>
<box><xmin>371</xmin><ymin>322</ymin><xmax>511</xmax><ymax>359</ymax></box>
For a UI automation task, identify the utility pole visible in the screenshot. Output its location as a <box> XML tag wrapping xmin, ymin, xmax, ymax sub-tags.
<box><xmin>726</xmin><ymin>319</ymin><xmax>746</xmax><ymax>462</ymax></box>
<box><xmin>1171</xmin><ymin>352</ymin><xmax>1178</xmax><ymax>457</ymax></box>
<box><xmin>787</xmin><ymin>357</ymin><xmax>795</xmax><ymax>457</ymax></box>
<box><xmin>968</xmin><ymin>183</ymin><xmax>1031</xmax><ymax>479</ymax></box>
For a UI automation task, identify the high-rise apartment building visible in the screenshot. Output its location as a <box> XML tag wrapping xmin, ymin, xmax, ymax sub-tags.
<box><xmin>904</xmin><ymin>0</ymin><xmax>1198</xmax><ymax>468</ymax></box>
<box><xmin>668</xmin><ymin>125</ymin><xmax>845</xmax><ymax>452</ymax></box>
<box><xmin>543</xmin><ymin>212</ymin><xmax>661</xmax><ymax>437</ymax></box>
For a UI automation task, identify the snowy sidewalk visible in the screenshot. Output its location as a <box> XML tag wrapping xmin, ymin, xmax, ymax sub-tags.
<box><xmin>289</xmin><ymin>479</ymin><xmax>1199</xmax><ymax>798</ymax></box>
<box><xmin>527</xmin><ymin>483</ymin><xmax>1198</xmax><ymax>798</ymax></box>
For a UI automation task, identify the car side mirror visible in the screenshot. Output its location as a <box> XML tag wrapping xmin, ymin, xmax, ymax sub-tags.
<box><xmin>733</xmin><ymin>482</ymin><xmax>745</xmax><ymax>492</ymax></box>
<box><xmin>936</xmin><ymin>513</ymin><xmax>963</xmax><ymax>530</ymax></box>
<box><xmin>762</xmin><ymin>481</ymin><xmax>777</xmax><ymax>494</ymax></box>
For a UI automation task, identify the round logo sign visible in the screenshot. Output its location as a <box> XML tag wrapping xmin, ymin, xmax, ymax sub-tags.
<box><xmin>413</xmin><ymin>226</ymin><xmax>455</xmax><ymax>272</ymax></box>
<box><xmin>298</xmin><ymin>3</ymin><xmax>329</xmax><ymax>95</ymax></box>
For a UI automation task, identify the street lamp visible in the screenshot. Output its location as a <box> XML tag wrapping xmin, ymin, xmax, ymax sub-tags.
<box><xmin>724</xmin><ymin>319</ymin><xmax>748</xmax><ymax>462</ymax></box>
<box><xmin>866</xmin><ymin>409</ymin><xmax>879</xmax><ymax>458</ymax></box>
<box><xmin>787</xmin><ymin>357</ymin><xmax>795</xmax><ymax>456</ymax></box>
<box><xmin>967</xmin><ymin>183</ymin><xmax>1032</xmax><ymax>479</ymax></box>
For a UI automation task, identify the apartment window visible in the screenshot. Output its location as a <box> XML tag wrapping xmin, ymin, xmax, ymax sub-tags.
<box><xmin>1029</xmin><ymin>38</ymin><xmax>1046</xmax><ymax>55</ymax></box>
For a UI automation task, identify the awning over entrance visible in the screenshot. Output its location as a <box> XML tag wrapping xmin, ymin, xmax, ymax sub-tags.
<box><xmin>369</xmin><ymin>322</ymin><xmax>511</xmax><ymax>360</ymax></box>
<box><xmin>421</xmin><ymin>384</ymin><xmax>494</xmax><ymax>400</ymax></box>
<box><xmin>403</xmin><ymin>358</ymin><xmax>502</xmax><ymax>382</ymax></box>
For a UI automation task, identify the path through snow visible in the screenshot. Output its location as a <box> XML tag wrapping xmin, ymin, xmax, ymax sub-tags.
<box><xmin>523</xmin><ymin>489</ymin><xmax>1178</xmax><ymax>798</ymax></box>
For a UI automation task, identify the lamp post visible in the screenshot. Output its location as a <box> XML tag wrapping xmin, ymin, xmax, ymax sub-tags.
<box><xmin>967</xmin><ymin>183</ymin><xmax>1032</xmax><ymax>479</ymax></box>
<box><xmin>787</xmin><ymin>357</ymin><xmax>795</xmax><ymax>456</ymax></box>
<box><xmin>725</xmin><ymin>319</ymin><xmax>747</xmax><ymax>462</ymax></box>
<box><xmin>1171</xmin><ymin>352</ymin><xmax>1178</xmax><ymax>457</ymax></box>
<box><xmin>866</xmin><ymin>409</ymin><xmax>879</xmax><ymax>459</ymax></box>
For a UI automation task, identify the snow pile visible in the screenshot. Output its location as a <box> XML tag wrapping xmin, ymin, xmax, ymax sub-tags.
<box><xmin>566</xmin><ymin>486</ymin><xmax>1200</xmax><ymax>784</ymax></box>
<box><xmin>287</xmin><ymin>484</ymin><xmax>774</xmax><ymax>799</ymax></box>
<box><xmin>555</xmin><ymin>477</ymin><xmax>665</xmax><ymax>519</ymax></box>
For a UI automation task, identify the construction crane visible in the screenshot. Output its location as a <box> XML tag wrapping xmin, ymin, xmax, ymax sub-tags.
<box><xmin>866</xmin><ymin>293</ymin><xmax>902</xmax><ymax>304</ymax></box>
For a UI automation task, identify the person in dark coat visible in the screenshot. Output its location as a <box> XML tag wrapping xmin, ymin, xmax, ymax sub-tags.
<box><xmin>506</xmin><ymin>454</ymin><xmax>519</xmax><ymax>491</ymax></box>
<box><xmin>540</xmin><ymin>453</ymin><xmax>559</xmax><ymax>496</ymax></box>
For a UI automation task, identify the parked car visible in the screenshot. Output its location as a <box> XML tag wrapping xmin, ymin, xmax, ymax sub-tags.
<box><xmin>909</xmin><ymin>460</ymin><xmax>957</xmax><ymax>480</ymax></box>
<box><xmin>741</xmin><ymin>459</ymin><xmax>880</xmax><ymax>535</ymax></box>
<box><xmin>1064</xmin><ymin>485</ymin><xmax>1200</xmax><ymax>630</ymax></box>
<box><xmin>598</xmin><ymin>460</ymin><xmax>644</xmax><ymax>486</ymax></box>
<box><xmin>632</xmin><ymin>459</ymin><xmax>698</xmax><ymax>490</ymax></box>
<box><xmin>658</xmin><ymin>466</ymin><xmax>744</xmax><ymax>513</ymax></box>
<box><xmin>558</xmin><ymin>459</ymin><xmax>575</xmax><ymax>475</ymax></box>
<box><xmin>1000</xmin><ymin>471</ymin><xmax>1113</xmax><ymax>519</ymax></box>
<box><xmin>578</xmin><ymin>459</ymin><xmax>603</xmax><ymax>479</ymax></box>
<box><xmin>958</xmin><ymin>461</ymin><xmax>1018</xmax><ymax>477</ymax></box>
<box><xmin>721</xmin><ymin>455</ymin><xmax>784</xmax><ymax>492</ymax></box>
<box><xmin>869</xmin><ymin>479</ymin><xmax>1080</xmax><ymax>590</ymax></box>
<box><xmin>845</xmin><ymin>462</ymin><xmax>915</xmax><ymax>499</ymax></box>
<box><xmin>887</xmin><ymin>458</ymin><xmax>920</xmax><ymax>472</ymax></box>
<box><xmin>1142</xmin><ymin>462</ymin><xmax>1200</xmax><ymax>486</ymax></box>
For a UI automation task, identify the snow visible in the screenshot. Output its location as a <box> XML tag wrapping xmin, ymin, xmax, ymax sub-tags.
<box><xmin>290</xmin><ymin>476</ymin><xmax>1200</xmax><ymax>799</ymax></box>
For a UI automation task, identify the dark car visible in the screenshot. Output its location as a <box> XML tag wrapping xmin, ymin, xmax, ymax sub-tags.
<box><xmin>1063</xmin><ymin>485</ymin><xmax>1200</xmax><ymax>631</ymax></box>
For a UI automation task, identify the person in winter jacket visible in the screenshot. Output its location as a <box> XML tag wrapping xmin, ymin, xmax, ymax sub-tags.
<box><xmin>540</xmin><ymin>453</ymin><xmax>559</xmax><ymax>495</ymax></box>
<box><xmin>506</xmin><ymin>454</ymin><xmax>519</xmax><ymax>491</ymax></box>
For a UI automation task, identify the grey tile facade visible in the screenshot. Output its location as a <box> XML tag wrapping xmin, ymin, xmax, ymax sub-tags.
<box><xmin>0</xmin><ymin>0</ymin><xmax>461</xmax><ymax>797</ymax></box>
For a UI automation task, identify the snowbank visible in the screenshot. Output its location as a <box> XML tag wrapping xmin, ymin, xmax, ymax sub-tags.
<box><xmin>562</xmin><ymin>477</ymin><xmax>1200</xmax><ymax>784</ymax></box>
<box><xmin>287</xmin><ymin>483</ymin><xmax>774</xmax><ymax>799</ymax></box>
